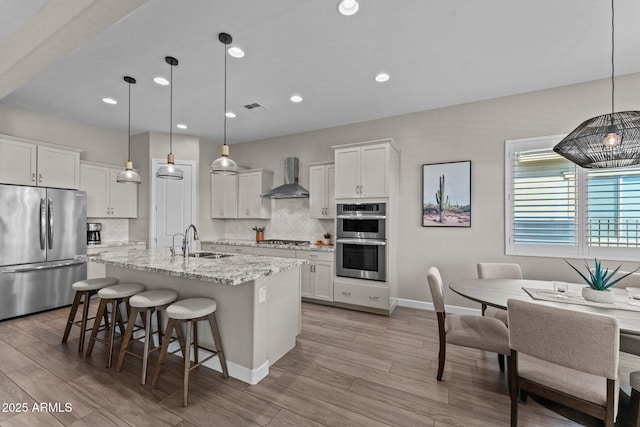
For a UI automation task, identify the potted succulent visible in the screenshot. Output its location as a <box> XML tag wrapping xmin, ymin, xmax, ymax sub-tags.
<box><xmin>322</xmin><ymin>232</ymin><xmax>332</xmax><ymax>245</ymax></box>
<box><xmin>564</xmin><ymin>258</ymin><xmax>639</xmax><ymax>303</ymax></box>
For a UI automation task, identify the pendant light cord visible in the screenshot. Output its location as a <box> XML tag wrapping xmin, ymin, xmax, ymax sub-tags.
<box><xmin>611</xmin><ymin>0</ymin><xmax>615</xmax><ymax>117</ymax></box>
<box><xmin>223</xmin><ymin>42</ymin><xmax>228</xmax><ymax>147</ymax></box>
<box><xmin>170</xmin><ymin>61</ymin><xmax>174</xmax><ymax>155</ymax></box>
<box><xmin>128</xmin><ymin>80</ymin><xmax>132</xmax><ymax>161</ymax></box>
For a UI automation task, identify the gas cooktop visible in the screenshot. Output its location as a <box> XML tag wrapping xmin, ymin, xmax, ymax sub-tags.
<box><xmin>257</xmin><ymin>239</ymin><xmax>309</xmax><ymax>246</ymax></box>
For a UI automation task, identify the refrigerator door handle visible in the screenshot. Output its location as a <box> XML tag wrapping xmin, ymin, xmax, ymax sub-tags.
<box><xmin>47</xmin><ymin>197</ymin><xmax>54</xmax><ymax>250</ymax></box>
<box><xmin>2</xmin><ymin>259</ymin><xmax>85</xmax><ymax>273</ymax></box>
<box><xmin>40</xmin><ymin>198</ymin><xmax>46</xmax><ymax>250</ymax></box>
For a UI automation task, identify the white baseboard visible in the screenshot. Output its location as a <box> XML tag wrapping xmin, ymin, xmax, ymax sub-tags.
<box><xmin>396</xmin><ymin>298</ymin><xmax>481</xmax><ymax>316</ymax></box>
<box><xmin>166</xmin><ymin>342</ymin><xmax>269</xmax><ymax>385</ymax></box>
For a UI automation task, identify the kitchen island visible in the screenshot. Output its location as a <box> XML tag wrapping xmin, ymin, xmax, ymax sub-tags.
<box><xmin>91</xmin><ymin>248</ymin><xmax>306</xmax><ymax>385</ymax></box>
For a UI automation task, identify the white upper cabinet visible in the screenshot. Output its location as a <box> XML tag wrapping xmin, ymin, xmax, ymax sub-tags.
<box><xmin>334</xmin><ymin>140</ymin><xmax>398</xmax><ymax>199</ymax></box>
<box><xmin>0</xmin><ymin>136</ymin><xmax>80</xmax><ymax>189</ymax></box>
<box><xmin>238</xmin><ymin>169</ymin><xmax>273</xmax><ymax>219</ymax></box>
<box><xmin>80</xmin><ymin>162</ymin><xmax>137</xmax><ymax>218</ymax></box>
<box><xmin>211</xmin><ymin>173</ymin><xmax>238</xmax><ymax>218</ymax></box>
<box><xmin>309</xmin><ymin>163</ymin><xmax>335</xmax><ymax>218</ymax></box>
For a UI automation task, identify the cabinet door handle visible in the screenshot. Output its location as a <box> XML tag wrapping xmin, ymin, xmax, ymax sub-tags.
<box><xmin>369</xmin><ymin>295</ymin><xmax>379</xmax><ymax>300</ymax></box>
<box><xmin>32</xmin><ymin>173</ymin><xmax>36</xmax><ymax>182</ymax></box>
<box><xmin>342</xmin><ymin>291</ymin><xmax>351</xmax><ymax>296</ymax></box>
<box><xmin>38</xmin><ymin>173</ymin><xmax>43</xmax><ymax>183</ymax></box>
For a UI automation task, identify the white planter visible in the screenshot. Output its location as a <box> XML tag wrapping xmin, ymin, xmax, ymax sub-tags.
<box><xmin>322</xmin><ymin>238</ymin><xmax>331</xmax><ymax>245</ymax></box>
<box><xmin>582</xmin><ymin>287</ymin><xmax>615</xmax><ymax>304</ymax></box>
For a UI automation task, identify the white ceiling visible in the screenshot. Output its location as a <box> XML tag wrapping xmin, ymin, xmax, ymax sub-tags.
<box><xmin>1</xmin><ymin>0</ymin><xmax>640</xmax><ymax>144</ymax></box>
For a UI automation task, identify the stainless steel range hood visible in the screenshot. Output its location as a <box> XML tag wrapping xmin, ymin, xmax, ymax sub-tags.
<box><xmin>261</xmin><ymin>157</ymin><xmax>309</xmax><ymax>199</ymax></box>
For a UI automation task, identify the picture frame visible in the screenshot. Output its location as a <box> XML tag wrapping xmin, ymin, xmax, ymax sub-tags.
<box><xmin>422</xmin><ymin>160</ymin><xmax>471</xmax><ymax>227</ymax></box>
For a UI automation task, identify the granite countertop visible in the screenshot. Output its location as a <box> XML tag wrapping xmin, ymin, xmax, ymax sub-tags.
<box><xmin>200</xmin><ymin>239</ymin><xmax>334</xmax><ymax>252</ymax></box>
<box><xmin>87</xmin><ymin>241</ymin><xmax>147</xmax><ymax>249</ymax></box>
<box><xmin>90</xmin><ymin>248</ymin><xmax>308</xmax><ymax>286</ymax></box>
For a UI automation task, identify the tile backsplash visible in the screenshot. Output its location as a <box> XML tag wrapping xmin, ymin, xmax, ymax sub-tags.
<box><xmin>87</xmin><ymin>218</ymin><xmax>129</xmax><ymax>242</ymax></box>
<box><xmin>223</xmin><ymin>198</ymin><xmax>333</xmax><ymax>242</ymax></box>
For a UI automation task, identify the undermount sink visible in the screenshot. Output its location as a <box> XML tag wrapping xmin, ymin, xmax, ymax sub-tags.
<box><xmin>188</xmin><ymin>251</ymin><xmax>233</xmax><ymax>259</ymax></box>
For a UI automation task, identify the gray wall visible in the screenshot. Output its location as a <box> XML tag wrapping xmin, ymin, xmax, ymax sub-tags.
<box><xmin>200</xmin><ymin>73</ymin><xmax>640</xmax><ymax>307</ymax></box>
<box><xmin>3</xmin><ymin>72</ymin><xmax>640</xmax><ymax>308</ymax></box>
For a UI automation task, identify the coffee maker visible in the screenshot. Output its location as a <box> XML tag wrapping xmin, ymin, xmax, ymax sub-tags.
<box><xmin>87</xmin><ymin>223</ymin><xmax>102</xmax><ymax>245</ymax></box>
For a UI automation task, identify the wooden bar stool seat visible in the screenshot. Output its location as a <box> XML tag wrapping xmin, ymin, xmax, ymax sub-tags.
<box><xmin>85</xmin><ymin>282</ymin><xmax>145</xmax><ymax>368</ymax></box>
<box><xmin>116</xmin><ymin>289</ymin><xmax>178</xmax><ymax>384</ymax></box>
<box><xmin>631</xmin><ymin>371</ymin><xmax>640</xmax><ymax>426</ymax></box>
<box><xmin>62</xmin><ymin>277</ymin><xmax>119</xmax><ymax>352</ymax></box>
<box><xmin>152</xmin><ymin>297</ymin><xmax>228</xmax><ymax>406</ymax></box>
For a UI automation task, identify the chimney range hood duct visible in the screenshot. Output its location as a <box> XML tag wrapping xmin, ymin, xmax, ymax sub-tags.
<box><xmin>261</xmin><ymin>157</ymin><xmax>309</xmax><ymax>199</ymax></box>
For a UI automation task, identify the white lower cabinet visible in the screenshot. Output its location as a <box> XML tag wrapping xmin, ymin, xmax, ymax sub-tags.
<box><xmin>297</xmin><ymin>251</ymin><xmax>334</xmax><ymax>302</ymax></box>
<box><xmin>333</xmin><ymin>279</ymin><xmax>389</xmax><ymax>310</ymax></box>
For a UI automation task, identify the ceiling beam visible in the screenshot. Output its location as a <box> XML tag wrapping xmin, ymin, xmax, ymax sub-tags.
<box><xmin>0</xmin><ymin>0</ymin><xmax>148</xmax><ymax>100</ymax></box>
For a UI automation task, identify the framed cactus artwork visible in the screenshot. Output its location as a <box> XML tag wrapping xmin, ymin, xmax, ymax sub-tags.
<box><xmin>422</xmin><ymin>160</ymin><xmax>471</xmax><ymax>227</ymax></box>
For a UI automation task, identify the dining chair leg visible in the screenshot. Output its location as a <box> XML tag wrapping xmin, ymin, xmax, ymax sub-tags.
<box><xmin>481</xmin><ymin>303</ymin><xmax>487</xmax><ymax>316</ymax></box>
<box><xmin>436</xmin><ymin>312</ymin><xmax>446</xmax><ymax>381</ymax></box>
<box><xmin>630</xmin><ymin>387</ymin><xmax>640</xmax><ymax>427</ymax></box>
<box><xmin>498</xmin><ymin>354</ymin><xmax>505</xmax><ymax>372</ymax></box>
<box><xmin>508</xmin><ymin>351</ymin><xmax>518</xmax><ymax>427</ymax></box>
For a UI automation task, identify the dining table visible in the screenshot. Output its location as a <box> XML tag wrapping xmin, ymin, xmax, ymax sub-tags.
<box><xmin>449</xmin><ymin>278</ymin><xmax>640</xmax><ymax>337</ymax></box>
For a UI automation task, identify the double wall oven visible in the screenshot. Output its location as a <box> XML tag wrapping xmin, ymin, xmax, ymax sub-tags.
<box><xmin>336</xmin><ymin>203</ymin><xmax>386</xmax><ymax>282</ymax></box>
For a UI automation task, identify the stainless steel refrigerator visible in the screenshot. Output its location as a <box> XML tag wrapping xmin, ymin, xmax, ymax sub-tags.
<box><xmin>0</xmin><ymin>184</ymin><xmax>87</xmax><ymax>320</ymax></box>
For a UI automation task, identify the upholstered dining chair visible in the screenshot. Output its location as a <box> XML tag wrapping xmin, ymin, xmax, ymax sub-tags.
<box><xmin>476</xmin><ymin>262</ymin><xmax>523</xmax><ymax>322</ymax></box>
<box><xmin>507</xmin><ymin>299</ymin><xmax>619</xmax><ymax>427</ymax></box>
<box><xmin>427</xmin><ymin>266</ymin><xmax>510</xmax><ymax>381</ymax></box>
<box><xmin>477</xmin><ymin>262</ymin><xmax>522</xmax><ymax>371</ymax></box>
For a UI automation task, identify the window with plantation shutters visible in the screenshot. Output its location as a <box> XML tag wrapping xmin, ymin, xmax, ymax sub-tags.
<box><xmin>506</xmin><ymin>135</ymin><xmax>640</xmax><ymax>260</ymax></box>
<box><xmin>506</xmin><ymin>136</ymin><xmax>579</xmax><ymax>256</ymax></box>
<box><xmin>587</xmin><ymin>167</ymin><xmax>640</xmax><ymax>248</ymax></box>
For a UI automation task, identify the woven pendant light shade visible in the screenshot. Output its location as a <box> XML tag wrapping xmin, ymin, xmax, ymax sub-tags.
<box><xmin>553</xmin><ymin>111</ymin><xmax>640</xmax><ymax>168</ymax></box>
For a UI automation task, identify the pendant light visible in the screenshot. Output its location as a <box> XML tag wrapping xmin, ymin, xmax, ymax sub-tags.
<box><xmin>211</xmin><ymin>32</ymin><xmax>239</xmax><ymax>175</ymax></box>
<box><xmin>156</xmin><ymin>56</ymin><xmax>184</xmax><ymax>180</ymax></box>
<box><xmin>116</xmin><ymin>76</ymin><xmax>142</xmax><ymax>184</ymax></box>
<box><xmin>553</xmin><ymin>0</ymin><xmax>640</xmax><ymax>168</ymax></box>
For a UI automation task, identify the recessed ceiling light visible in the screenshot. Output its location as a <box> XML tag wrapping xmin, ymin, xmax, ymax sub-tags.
<box><xmin>225</xmin><ymin>111</ymin><xmax>236</xmax><ymax>118</ymax></box>
<box><xmin>102</xmin><ymin>97</ymin><xmax>117</xmax><ymax>105</ymax></box>
<box><xmin>176</xmin><ymin>123</ymin><xmax>188</xmax><ymax>129</ymax></box>
<box><xmin>154</xmin><ymin>76</ymin><xmax>169</xmax><ymax>85</ymax></box>
<box><xmin>375</xmin><ymin>73</ymin><xmax>390</xmax><ymax>83</ymax></box>
<box><xmin>228</xmin><ymin>47</ymin><xmax>245</xmax><ymax>58</ymax></box>
<box><xmin>290</xmin><ymin>95</ymin><xmax>303</xmax><ymax>103</ymax></box>
<box><xmin>338</xmin><ymin>0</ymin><xmax>359</xmax><ymax>16</ymax></box>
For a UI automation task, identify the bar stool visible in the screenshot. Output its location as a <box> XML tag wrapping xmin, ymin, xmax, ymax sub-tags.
<box><xmin>152</xmin><ymin>298</ymin><xmax>228</xmax><ymax>406</ymax></box>
<box><xmin>62</xmin><ymin>277</ymin><xmax>119</xmax><ymax>352</ymax></box>
<box><xmin>631</xmin><ymin>371</ymin><xmax>640</xmax><ymax>427</ymax></box>
<box><xmin>85</xmin><ymin>282</ymin><xmax>145</xmax><ymax>368</ymax></box>
<box><xmin>116</xmin><ymin>289</ymin><xmax>178</xmax><ymax>384</ymax></box>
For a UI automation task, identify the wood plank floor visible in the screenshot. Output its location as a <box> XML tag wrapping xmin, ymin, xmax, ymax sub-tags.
<box><xmin>0</xmin><ymin>302</ymin><xmax>637</xmax><ymax>426</ymax></box>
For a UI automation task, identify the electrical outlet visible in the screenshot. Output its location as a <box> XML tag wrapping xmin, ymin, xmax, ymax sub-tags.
<box><xmin>259</xmin><ymin>287</ymin><xmax>267</xmax><ymax>303</ymax></box>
